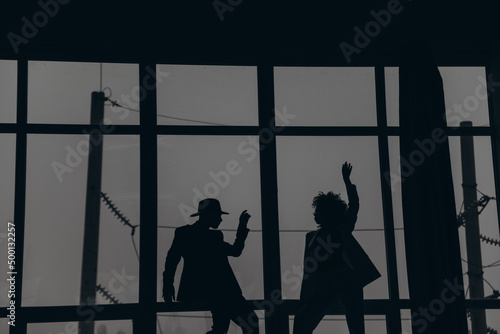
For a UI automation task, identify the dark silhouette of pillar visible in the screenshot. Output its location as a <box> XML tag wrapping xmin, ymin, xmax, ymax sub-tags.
<box><xmin>399</xmin><ymin>42</ymin><xmax>468</xmax><ymax>334</ymax></box>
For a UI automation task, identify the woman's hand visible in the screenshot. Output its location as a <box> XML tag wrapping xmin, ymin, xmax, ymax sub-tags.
<box><xmin>342</xmin><ymin>161</ymin><xmax>352</xmax><ymax>185</ymax></box>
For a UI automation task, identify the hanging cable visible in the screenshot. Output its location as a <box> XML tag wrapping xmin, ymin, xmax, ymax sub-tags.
<box><xmin>462</xmin><ymin>257</ymin><xmax>500</xmax><ymax>268</ymax></box>
<box><xmin>157</xmin><ymin>225</ymin><xmax>403</xmax><ymax>233</ymax></box>
<box><xmin>103</xmin><ymin>96</ymin><xmax>227</xmax><ymax>126</ymax></box>
<box><xmin>131</xmin><ymin>234</ymin><xmax>139</xmax><ymax>259</ymax></box>
<box><xmin>99</xmin><ymin>63</ymin><xmax>103</xmax><ymax>92</ymax></box>
<box><xmin>482</xmin><ymin>277</ymin><xmax>496</xmax><ymax>292</ymax></box>
<box><xmin>100</xmin><ymin>192</ymin><xmax>164</xmax><ymax>334</ymax></box>
<box><xmin>102</xmin><ymin>87</ymin><xmax>112</xmax><ymax>100</ymax></box>
<box><xmin>156</xmin><ymin>113</ymin><xmax>227</xmax><ymax>126</ymax></box>
<box><xmin>484</xmin><ymin>259</ymin><xmax>500</xmax><ymax>268</ymax></box>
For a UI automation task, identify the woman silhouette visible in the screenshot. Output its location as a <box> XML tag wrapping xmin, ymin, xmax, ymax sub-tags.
<box><xmin>293</xmin><ymin>162</ymin><xmax>380</xmax><ymax>334</ymax></box>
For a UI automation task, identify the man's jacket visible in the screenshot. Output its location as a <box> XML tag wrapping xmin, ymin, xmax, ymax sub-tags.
<box><xmin>163</xmin><ymin>222</ymin><xmax>249</xmax><ymax>302</ymax></box>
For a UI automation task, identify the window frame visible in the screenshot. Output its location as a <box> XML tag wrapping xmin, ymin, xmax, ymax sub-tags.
<box><xmin>1</xmin><ymin>52</ymin><xmax>499</xmax><ymax>334</ymax></box>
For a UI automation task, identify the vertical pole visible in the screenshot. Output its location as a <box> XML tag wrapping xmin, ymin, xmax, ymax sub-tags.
<box><xmin>459</xmin><ymin>121</ymin><xmax>487</xmax><ymax>334</ymax></box>
<box><xmin>134</xmin><ymin>62</ymin><xmax>157</xmax><ymax>334</ymax></box>
<box><xmin>486</xmin><ymin>42</ymin><xmax>500</xmax><ymax>244</ymax></box>
<box><xmin>257</xmin><ymin>1</ymin><xmax>288</xmax><ymax>330</ymax></box>
<box><xmin>375</xmin><ymin>66</ymin><xmax>402</xmax><ymax>333</ymax></box>
<box><xmin>11</xmin><ymin>59</ymin><xmax>28</xmax><ymax>334</ymax></box>
<box><xmin>257</xmin><ymin>63</ymin><xmax>288</xmax><ymax>333</ymax></box>
<box><xmin>79</xmin><ymin>91</ymin><xmax>105</xmax><ymax>334</ymax></box>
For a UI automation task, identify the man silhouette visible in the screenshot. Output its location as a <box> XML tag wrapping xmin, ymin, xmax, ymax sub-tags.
<box><xmin>163</xmin><ymin>198</ymin><xmax>259</xmax><ymax>334</ymax></box>
<box><xmin>293</xmin><ymin>162</ymin><xmax>381</xmax><ymax>334</ymax></box>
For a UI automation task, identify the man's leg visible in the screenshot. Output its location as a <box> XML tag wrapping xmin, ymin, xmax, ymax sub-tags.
<box><xmin>292</xmin><ymin>287</ymin><xmax>341</xmax><ymax>334</ymax></box>
<box><xmin>341</xmin><ymin>282</ymin><xmax>365</xmax><ymax>334</ymax></box>
<box><xmin>230</xmin><ymin>296</ymin><xmax>260</xmax><ymax>334</ymax></box>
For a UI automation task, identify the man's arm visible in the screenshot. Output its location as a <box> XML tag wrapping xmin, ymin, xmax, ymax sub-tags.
<box><xmin>223</xmin><ymin>210</ymin><xmax>251</xmax><ymax>257</ymax></box>
<box><xmin>162</xmin><ymin>228</ymin><xmax>182</xmax><ymax>302</ymax></box>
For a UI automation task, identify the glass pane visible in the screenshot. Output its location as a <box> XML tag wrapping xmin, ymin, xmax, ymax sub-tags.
<box><xmin>0</xmin><ymin>318</ymin><xmax>9</xmax><ymax>332</ymax></box>
<box><xmin>288</xmin><ymin>315</ymin><xmax>386</xmax><ymax>333</ymax></box>
<box><xmin>465</xmin><ymin>309</ymin><xmax>500</xmax><ymax>333</ymax></box>
<box><xmin>157</xmin><ymin>311</ymin><xmax>214</xmax><ymax>333</ymax></box>
<box><xmin>27</xmin><ymin>320</ymin><xmax>132</xmax><ymax>334</ymax></box>
<box><xmin>0</xmin><ymin>134</ymin><xmax>16</xmax><ymax>307</ymax></box>
<box><xmin>449</xmin><ymin>136</ymin><xmax>500</xmax><ymax>300</ymax></box>
<box><xmin>157</xmin><ymin>135</ymin><xmax>264</xmax><ymax>302</ymax></box>
<box><xmin>401</xmin><ymin>309</ymin><xmax>412</xmax><ymax>333</ymax></box>
<box><xmin>98</xmin><ymin>136</ymin><xmax>140</xmax><ymax>304</ymax></box>
<box><xmin>156</xmin><ymin>65</ymin><xmax>258</xmax><ymax>126</ymax></box>
<box><xmin>484</xmin><ymin>310</ymin><xmax>500</xmax><ymax>333</ymax></box>
<box><xmin>23</xmin><ymin>135</ymin><xmax>140</xmax><ymax>306</ymax></box>
<box><xmin>385</xmin><ymin>67</ymin><xmax>399</xmax><ymax>126</ymax></box>
<box><xmin>0</xmin><ymin>60</ymin><xmax>17</xmax><ymax>123</ymax></box>
<box><xmin>28</xmin><ymin>61</ymin><xmax>139</xmax><ymax>124</ymax></box>
<box><xmin>157</xmin><ymin>311</ymin><xmax>266</xmax><ymax>333</ymax></box>
<box><xmin>274</xmin><ymin>67</ymin><xmax>377</xmax><ymax>126</ymax></box>
<box><xmin>387</xmin><ymin>136</ymin><xmax>410</xmax><ymax>299</ymax></box>
<box><xmin>440</xmin><ymin>67</ymin><xmax>490</xmax><ymax>127</ymax></box>
<box><xmin>277</xmin><ymin>136</ymin><xmax>387</xmax><ymax>300</ymax></box>
<box><xmin>385</xmin><ymin>67</ymin><xmax>491</xmax><ymax>127</ymax></box>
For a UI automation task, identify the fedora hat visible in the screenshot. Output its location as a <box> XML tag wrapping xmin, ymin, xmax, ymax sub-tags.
<box><xmin>190</xmin><ymin>198</ymin><xmax>229</xmax><ymax>217</ymax></box>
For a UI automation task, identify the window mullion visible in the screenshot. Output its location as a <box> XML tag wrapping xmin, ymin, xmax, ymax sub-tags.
<box><xmin>257</xmin><ymin>63</ymin><xmax>289</xmax><ymax>333</ymax></box>
<box><xmin>375</xmin><ymin>65</ymin><xmax>402</xmax><ymax>333</ymax></box>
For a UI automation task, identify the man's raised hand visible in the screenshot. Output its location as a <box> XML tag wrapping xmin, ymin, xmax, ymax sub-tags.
<box><xmin>239</xmin><ymin>210</ymin><xmax>251</xmax><ymax>228</ymax></box>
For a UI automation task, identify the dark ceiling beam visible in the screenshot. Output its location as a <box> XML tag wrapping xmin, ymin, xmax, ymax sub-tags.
<box><xmin>0</xmin><ymin>44</ymin><xmax>492</xmax><ymax>66</ymax></box>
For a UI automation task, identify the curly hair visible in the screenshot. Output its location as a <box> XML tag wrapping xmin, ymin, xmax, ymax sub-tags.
<box><xmin>312</xmin><ymin>191</ymin><xmax>348</xmax><ymax>227</ymax></box>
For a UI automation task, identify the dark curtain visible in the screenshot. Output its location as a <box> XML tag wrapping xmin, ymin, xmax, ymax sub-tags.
<box><xmin>399</xmin><ymin>44</ymin><xmax>468</xmax><ymax>334</ymax></box>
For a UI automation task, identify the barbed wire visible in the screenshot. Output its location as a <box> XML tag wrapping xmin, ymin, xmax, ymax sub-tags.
<box><xmin>100</xmin><ymin>192</ymin><xmax>138</xmax><ymax>235</ymax></box>
<box><xmin>100</xmin><ymin>191</ymin><xmax>163</xmax><ymax>334</ymax></box>
<box><xmin>96</xmin><ymin>284</ymin><xmax>121</xmax><ymax>305</ymax></box>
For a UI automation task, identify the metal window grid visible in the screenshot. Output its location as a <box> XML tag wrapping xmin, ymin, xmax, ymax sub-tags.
<box><xmin>1</xmin><ymin>51</ymin><xmax>499</xmax><ymax>334</ymax></box>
